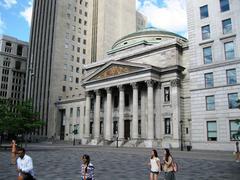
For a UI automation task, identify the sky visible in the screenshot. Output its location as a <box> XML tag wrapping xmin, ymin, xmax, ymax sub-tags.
<box><xmin>0</xmin><ymin>0</ymin><xmax>187</xmax><ymax>42</ymax></box>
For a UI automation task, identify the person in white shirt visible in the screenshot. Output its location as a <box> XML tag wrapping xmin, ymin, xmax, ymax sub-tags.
<box><xmin>148</xmin><ymin>149</ymin><xmax>161</xmax><ymax>180</ymax></box>
<box><xmin>16</xmin><ymin>147</ymin><xmax>35</xmax><ymax>180</ymax></box>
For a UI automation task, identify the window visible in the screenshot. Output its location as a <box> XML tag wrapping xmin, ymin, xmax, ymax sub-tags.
<box><xmin>82</xmin><ymin>58</ymin><xmax>85</xmax><ymax>64</ymax></box>
<box><xmin>203</xmin><ymin>47</ymin><xmax>212</xmax><ymax>64</ymax></box>
<box><xmin>114</xmin><ymin>95</ymin><xmax>119</xmax><ymax>108</ymax></box>
<box><xmin>200</xmin><ymin>5</ymin><xmax>208</xmax><ymax>19</ymax></box>
<box><xmin>164</xmin><ymin>118</ymin><xmax>171</xmax><ymax>134</ymax></box>
<box><xmin>228</xmin><ymin>93</ymin><xmax>238</xmax><ymax>109</ymax></box>
<box><xmin>222</xmin><ymin>18</ymin><xmax>232</xmax><ymax>34</ymax></box>
<box><xmin>125</xmin><ymin>94</ymin><xmax>129</xmax><ymax>107</ymax></box>
<box><xmin>15</xmin><ymin>61</ymin><xmax>21</xmax><ymax>70</ymax></box>
<box><xmin>207</xmin><ymin>121</ymin><xmax>217</xmax><ymax>141</ymax></box>
<box><xmin>70</xmin><ymin>65</ymin><xmax>74</xmax><ymax>72</ymax></box>
<box><xmin>70</xmin><ymin>108</ymin><xmax>73</xmax><ymax>117</ymax></box>
<box><xmin>64</xmin><ymin>64</ymin><xmax>67</xmax><ymax>70</ymax></box>
<box><xmin>113</xmin><ymin>121</ymin><xmax>118</xmax><ymax>135</ymax></box>
<box><xmin>17</xmin><ymin>45</ymin><xmax>23</xmax><ymax>56</ymax></box>
<box><xmin>230</xmin><ymin>120</ymin><xmax>240</xmax><ymax>140</ymax></box>
<box><xmin>77</xmin><ymin>107</ymin><xmax>80</xmax><ymax>117</ymax></box>
<box><xmin>76</xmin><ymin>77</ymin><xmax>79</xmax><ymax>83</ymax></box>
<box><xmin>64</xmin><ymin>75</ymin><xmax>67</xmax><ymax>81</ymax></box>
<box><xmin>220</xmin><ymin>0</ymin><xmax>230</xmax><ymax>12</ymax></box>
<box><xmin>138</xmin><ymin>120</ymin><xmax>141</xmax><ymax>135</ymax></box>
<box><xmin>226</xmin><ymin>69</ymin><xmax>237</xmax><ymax>85</ymax></box>
<box><xmin>204</xmin><ymin>72</ymin><xmax>214</xmax><ymax>88</ymax></box>
<box><xmin>206</xmin><ymin>95</ymin><xmax>215</xmax><ymax>111</ymax></box>
<box><xmin>83</xmin><ymin>49</ymin><xmax>86</xmax><ymax>54</ymax></box>
<box><xmin>62</xmin><ymin>86</ymin><xmax>66</xmax><ymax>92</ymax></box>
<box><xmin>71</xmin><ymin>55</ymin><xmax>74</xmax><ymax>61</ymax></box>
<box><xmin>202</xmin><ymin>25</ymin><xmax>210</xmax><ymax>40</ymax></box>
<box><xmin>90</xmin><ymin>122</ymin><xmax>93</xmax><ymax>134</ymax></box>
<box><xmin>69</xmin><ymin>76</ymin><xmax>73</xmax><ymax>82</ymax></box>
<box><xmin>100</xmin><ymin>121</ymin><xmax>104</xmax><ymax>135</ymax></box>
<box><xmin>164</xmin><ymin>87</ymin><xmax>170</xmax><ymax>102</ymax></box>
<box><xmin>224</xmin><ymin>41</ymin><xmax>234</xmax><ymax>60</ymax></box>
<box><xmin>76</xmin><ymin>67</ymin><xmax>79</xmax><ymax>73</ymax></box>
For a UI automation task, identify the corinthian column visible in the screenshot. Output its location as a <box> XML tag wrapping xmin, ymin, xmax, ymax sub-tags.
<box><xmin>105</xmin><ymin>88</ymin><xmax>112</xmax><ymax>140</ymax></box>
<box><xmin>118</xmin><ymin>85</ymin><xmax>125</xmax><ymax>140</ymax></box>
<box><xmin>146</xmin><ymin>80</ymin><xmax>154</xmax><ymax>139</ymax></box>
<box><xmin>94</xmin><ymin>90</ymin><xmax>100</xmax><ymax>139</ymax></box>
<box><xmin>132</xmin><ymin>82</ymin><xmax>138</xmax><ymax>139</ymax></box>
<box><xmin>155</xmin><ymin>82</ymin><xmax>161</xmax><ymax>139</ymax></box>
<box><xmin>84</xmin><ymin>92</ymin><xmax>91</xmax><ymax>138</ymax></box>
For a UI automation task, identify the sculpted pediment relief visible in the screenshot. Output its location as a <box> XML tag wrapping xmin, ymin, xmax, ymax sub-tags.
<box><xmin>91</xmin><ymin>65</ymin><xmax>142</xmax><ymax>80</ymax></box>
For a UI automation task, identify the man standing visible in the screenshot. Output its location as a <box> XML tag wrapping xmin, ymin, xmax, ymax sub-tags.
<box><xmin>16</xmin><ymin>147</ymin><xmax>35</xmax><ymax>180</ymax></box>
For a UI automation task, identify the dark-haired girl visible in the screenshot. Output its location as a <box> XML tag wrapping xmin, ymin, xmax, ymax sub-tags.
<box><xmin>81</xmin><ymin>154</ymin><xmax>95</xmax><ymax>180</ymax></box>
<box><xmin>148</xmin><ymin>149</ymin><xmax>161</xmax><ymax>180</ymax></box>
<box><xmin>162</xmin><ymin>148</ymin><xmax>175</xmax><ymax>180</ymax></box>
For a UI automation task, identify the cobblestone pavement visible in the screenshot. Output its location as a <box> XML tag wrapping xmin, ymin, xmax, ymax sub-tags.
<box><xmin>0</xmin><ymin>143</ymin><xmax>240</xmax><ymax>180</ymax></box>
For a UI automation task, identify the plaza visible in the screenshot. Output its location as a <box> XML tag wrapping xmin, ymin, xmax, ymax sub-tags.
<box><xmin>1</xmin><ymin>143</ymin><xmax>239</xmax><ymax>180</ymax></box>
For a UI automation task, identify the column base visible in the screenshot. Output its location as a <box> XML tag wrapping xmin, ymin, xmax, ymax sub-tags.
<box><xmin>81</xmin><ymin>138</ymin><xmax>91</xmax><ymax>145</ymax></box>
<box><xmin>137</xmin><ymin>140</ymin><xmax>161</xmax><ymax>148</ymax></box>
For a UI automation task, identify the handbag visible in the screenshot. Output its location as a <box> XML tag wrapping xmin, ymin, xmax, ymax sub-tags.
<box><xmin>172</xmin><ymin>161</ymin><xmax>178</xmax><ymax>172</ymax></box>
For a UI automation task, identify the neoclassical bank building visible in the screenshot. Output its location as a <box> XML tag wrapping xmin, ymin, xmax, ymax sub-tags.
<box><xmin>57</xmin><ymin>28</ymin><xmax>191</xmax><ymax>148</ymax></box>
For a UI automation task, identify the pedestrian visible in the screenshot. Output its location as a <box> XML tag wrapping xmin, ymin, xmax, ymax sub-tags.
<box><xmin>162</xmin><ymin>148</ymin><xmax>176</xmax><ymax>180</ymax></box>
<box><xmin>235</xmin><ymin>141</ymin><xmax>240</xmax><ymax>163</ymax></box>
<box><xmin>81</xmin><ymin>154</ymin><xmax>95</xmax><ymax>180</ymax></box>
<box><xmin>148</xmin><ymin>149</ymin><xmax>161</xmax><ymax>180</ymax></box>
<box><xmin>11</xmin><ymin>139</ymin><xmax>17</xmax><ymax>165</ymax></box>
<box><xmin>16</xmin><ymin>147</ymin><xmax>35</xmax><ymax>180</ymax></box>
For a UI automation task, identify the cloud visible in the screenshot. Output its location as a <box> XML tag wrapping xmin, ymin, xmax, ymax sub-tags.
<box><xmin>137</xmin><ymin>0</ymin><xmax>187</xmax><ymax>37</ymax></box>
<box><xmin>0</xmin><ymin>0</ymin><xmax>17</xmax><ymax>9</ymax></box>
<box><xmin>20</xmin><ymin>0</ymin><xmax>33</xmax><ymax>27</ymax></box>
<box><xmin>0</xmin><ymin>14</ymin><xmax>6</xmax><ymax>34</ymax></box>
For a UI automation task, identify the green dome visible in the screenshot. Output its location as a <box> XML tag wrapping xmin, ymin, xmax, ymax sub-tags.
<box><xmin>111</xmin><ymin>27</ymin><xmax>186</xmax><ymax>51</ymax></box>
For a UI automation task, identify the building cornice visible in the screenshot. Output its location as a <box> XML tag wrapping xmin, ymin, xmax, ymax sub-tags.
<box><xmin>189</xmin><ymin>59</ymin><xmax>240</xmax><ymax>73</ymax></box>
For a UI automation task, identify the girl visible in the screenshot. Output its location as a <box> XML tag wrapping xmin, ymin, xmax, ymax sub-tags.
<box><xmin>149</xmin><ymin>149</ymin><xmax>161</xmax><ymax>180</ymax></box>
<box><xmin>162</xmin><ymin>148</ymin><xmax>176</xmax><ymax>180</ymax></box>
<box><xmin>81</xmin><ymin>154</ymin><xmax>95</xmax><ymax>180</ymax></box>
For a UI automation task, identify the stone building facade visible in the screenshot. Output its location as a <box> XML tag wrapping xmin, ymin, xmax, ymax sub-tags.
<box><xmin>58</xmin><ymin>28</ymin><xmax>191</xmax><ymax>148</ymax></box>
<box><xmin>187</xmin><ymin>0</ymin><xmax>240</xmax><ymax>150</ymax></box>
<box><xmin>0</xmin><ymin>35</ymin><xmax>28</xmax><ymax>103</ymax></box>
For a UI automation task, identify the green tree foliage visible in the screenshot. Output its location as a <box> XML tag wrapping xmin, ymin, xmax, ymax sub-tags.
<box><xmin>0</xmin><ymin>99</ymin><xmax>44</xmax><ymax>136</ymax></box>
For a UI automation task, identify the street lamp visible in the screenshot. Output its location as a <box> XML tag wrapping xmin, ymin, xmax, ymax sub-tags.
<box><xmin>180</xmin><ymin>120</ymin><xmax>183</xmax><ymax>151</ymax></box>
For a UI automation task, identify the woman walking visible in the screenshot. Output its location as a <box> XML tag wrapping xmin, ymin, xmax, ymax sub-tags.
<box><xmin>81</xmin><ymin>154</ymin><xmax>95</xmax><ymax>180</ymax></box>
<box><xmin>148</xmin><ymin>149</ymin><xmax>161</xmax><ymax>180</ymax></box>
<box><xmin>162</xmin><ymin>148</ymin><xmax>176</xmax><ymax>180</ymax></box>
<box><xmin>11</xmin><ymin>139</ymin><xmax>17</xmax><ymax>165</ymax></box>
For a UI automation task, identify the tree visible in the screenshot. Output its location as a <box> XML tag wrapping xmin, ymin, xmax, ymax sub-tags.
<box><xmin>0</xmin><ymin>99</ymin><xmax>44</xmax><ymax>139</ymax></box>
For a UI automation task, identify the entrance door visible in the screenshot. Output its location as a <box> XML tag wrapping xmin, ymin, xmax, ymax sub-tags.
<box><xmin>124</xmin><ymin>120</ymin><xmax>130</xmax><ymax>140</ymax></box>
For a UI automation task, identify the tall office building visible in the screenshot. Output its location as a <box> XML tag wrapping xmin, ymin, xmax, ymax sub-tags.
<box><xmin>0</xmin><ymin>35</ymin><xmax>28</xmax><ymax>103</ymax></box>
<box><xmin>26</xmin><ymin>0</ymin><xmax>137</xmax><ymax>137</ymax></box>
<box><xmin>187</xmin><ymin>0</ymin><xmax>240</xmax><ymax>150</ymax></box>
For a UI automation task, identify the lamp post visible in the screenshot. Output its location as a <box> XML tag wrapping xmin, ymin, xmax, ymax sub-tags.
<box><xmin>180</xmin><ymin>120</ymin><xmax>183</xmax><ymax>151</ymax></box>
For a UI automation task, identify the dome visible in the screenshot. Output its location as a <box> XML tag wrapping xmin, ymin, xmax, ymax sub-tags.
<box><xmin>111</xmin><ymin>27</ymin><xmax>187</xmax><ymax>51</ymax></box>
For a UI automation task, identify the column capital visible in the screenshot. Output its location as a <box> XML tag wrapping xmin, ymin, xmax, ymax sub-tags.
<box><xmin>85</xmin><ymin>91</ymin><xmax>90</xmax><ymax>97</ymax></box>
<box><xmin>118</xmin><ymin>85</ymin><xmax>124</xmax><ymax>91</ymax></box>
<box><xmin>171</xmin><ymin>79</ymin><xmax>181</xmax><ymax>87</ymax></box>
<box><xmin>131</xmin><ymin>82</ymin><xmax>138</xmax><ymax>89</ymax></box>
<box><xmin>94</xmin><ymin>89</ymin><xmax>100</xmax><ymax>96</ymax></box>
<box><xmin>106</xmin><ymin>87</ymin><xmax>112</xmax><ymax>93</ymax></box>
<box><xmin>146</xmin><ymin>80</ymin><xmax>153</xmax><ymax>87</ymax></box>
<box><xmin>156</xmin><ymin>82</ymin><xmax>162</xmax><ymax>89</ymax></box>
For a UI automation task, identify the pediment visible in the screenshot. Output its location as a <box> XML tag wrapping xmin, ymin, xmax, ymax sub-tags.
<box><xmin>85</xmin><ymin>61</ymin><xmax>151</xmax><ymax>82</ymax></box>
<box><xmin>92</xmin><ymin>64</ymin><xmax>143</xmax><ymax>80</ymax></box>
